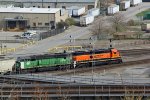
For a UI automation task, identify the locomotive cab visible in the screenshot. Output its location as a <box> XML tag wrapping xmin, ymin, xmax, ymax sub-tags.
<box><xmin>110</xmin><ymin>48</ymin><xmax>122</xmax><ymax>63</ymax></box>
<box><xmin>12</xmin><ymin>61</ymin><xmax>21</xmax><ymax>73</ymax></box>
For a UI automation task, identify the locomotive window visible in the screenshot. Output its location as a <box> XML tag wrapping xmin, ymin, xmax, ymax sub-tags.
<box><xmin>31</xmin><ymin>59</ymin><xmax>36</xmax><ymax>61</ymax></box>
<box><xmin>72</xmin><ymin>52</ymin><xmax>90</xmax><ymax>55</ymax></box>
<box><xmin>16</xmin><ymin>62</ymin><xmax>20</xmax><ymax>67</ymax></box>
<box><xmin>92</xmin><ymin>49</ymin><xmax>110</xmax><ymax>54</ymax></box>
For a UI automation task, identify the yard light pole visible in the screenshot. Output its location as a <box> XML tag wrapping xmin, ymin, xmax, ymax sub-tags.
<box><xmin>4</xmin><ymin>45</ymin><xmax>6</xmax><ymax>54</ymax></box>
<box><xmin>89</xmin><ymin>37</ymin><xmax>94</xmax><ymax>76</ymax></box>
<box><xmin>0</xmin><ymin>43</ymin><xmax>2</xmax><ymax>54</ymax></box>
<box><xmin>70</xmin><ymin>35</ymin><xmax>76</xmax><ymax>76</ymax></box>
<box><xmin>109</xmin><ymin>38</ymin><xmax>112</xmax><ymax>48</ymax></box>
<box><xmin>73</xmin><ymin>61</ymin><xmax>76</xmax><ymax>76</ymax></box>
<box><xmin>42</xmin><ymin>0</ymin><xmax>43</xmax><ymax>8</ymax></box>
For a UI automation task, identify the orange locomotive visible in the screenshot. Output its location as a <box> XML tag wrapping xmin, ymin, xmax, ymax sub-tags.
<box><xmin>72</xmin><ymin>48</ymin><xmax>122</xmax><ymax>67</ymax></box>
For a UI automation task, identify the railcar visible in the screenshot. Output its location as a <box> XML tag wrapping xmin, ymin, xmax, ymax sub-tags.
<box><xmin>12</xmin><ymin>48</ymin><xmax>122</xmax><ymax>73</ymax></box>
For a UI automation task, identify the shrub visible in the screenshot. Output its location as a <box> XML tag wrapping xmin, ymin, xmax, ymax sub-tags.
<box><xmin>57</xmin><ymin>21</ymin><xmax>68</xmax><ymax>29</ymax></box>
<box><xmin>127</xmin><ymin>20</ymin><xmax>135</xmax><ymax>26</ymax></box>
<box><xmin>127</xmin><ymin>20</ymin><xmax>141</xmax><ymax>26</ymax></box>
<box><xmin>65</xmin><ymin>18</ymin><xmax>76</xmax><ymax>26</ymax></box>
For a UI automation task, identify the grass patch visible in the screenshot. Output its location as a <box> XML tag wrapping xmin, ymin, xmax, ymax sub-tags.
<box><xmin>136</xmin><ymin>9</ymin><xmax>150</xmax><ymax>17</ymax></box>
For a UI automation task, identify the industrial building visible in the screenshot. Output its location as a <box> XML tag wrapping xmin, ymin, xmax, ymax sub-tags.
<box><xmin>14</xmin><ymin>0</ymin><xmax>98</xmax><ymax>10</ymax></box>
<box><xmin>0</xmin><ymin>0</ymin><xmax>14</xmax><ymax>8</ymax></box>
<box><xmin>0</xmin><ymin>7</ymin><xmax>68</xmax><ymax>31</ymax></box>
<box><xmin>142</xmin><ymin>0</ymin><xmax>150</xmax><ymax>1</ymax></box>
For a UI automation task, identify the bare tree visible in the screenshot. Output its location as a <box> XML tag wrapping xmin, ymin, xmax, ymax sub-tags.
<box><xmin>109</xmin><ymin>14</ymin><xmax>127</xmax><ymax>33</ymax></box>
<box><xmin>90</xmin><ymin>19</ymin><xmax>104</xmax><ymax>39</ymax></box>
<box><xmin>90</xmin><ymin>14</ymin><xmax>127</xmax><ymax>40</ymax></box>
<box><xmin>90</xmin><ymin>18</ymin><xmax>114</xmax><ymax>40</ymax></box>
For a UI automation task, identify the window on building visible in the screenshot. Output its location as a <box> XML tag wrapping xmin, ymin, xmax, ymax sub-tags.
<box><xmin>33</xmin><ymin>23</ymin><xmax>36</xmax><ymax>27</ymax></box>
<box><xmin>48</xmin><ymin>6</ymin><xmax>50</xmax><ymax>8</ymax></box>
<box><xmin>88</xmin><ymin>5</ymin><xmax>94</xmax><ymax>10</ymax></box>
<box><xmin>45</xmin><ymin>23</ymin><xmax>49</xmax><ymax>26</ymax></box>
<box><xmin>38</xmin><ymin>23</ymin><xmax>42</xmax><ymax>26</ymax></box>
<box><xmin>50</xmin><ymin>21</ymin><xmax>54</xmax><ymax>26</ymax></box>
<box><xmin>62</xmin><ymin>6</ymin><xmax>66</xmax><ymax>9</ymax></box>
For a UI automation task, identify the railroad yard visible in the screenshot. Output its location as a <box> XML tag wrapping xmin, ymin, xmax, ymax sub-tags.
<box><xmin>0</xmin><ymin>44</ymin><xmax>150</xmax><ymax>99</ymax></box>
<box><xmin>0</xmin><ymin>31</ymin><xmax>150</xmax><ymax>99</ymax></box>
<box><xmin>0</xmin><ymin>1</ymin><xmax>150</xmax><ymax>100</ymax></box>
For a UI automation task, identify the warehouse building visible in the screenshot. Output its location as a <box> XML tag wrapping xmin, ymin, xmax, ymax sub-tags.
<box><xmin>14</xmin><ymin>0</ymin><xmax>98</xmax><ymax>10</ymax></box>
<box><xmin>0</xmin><ymin>0</ymin><xmax>15</xmax><ymax>8</ymax></box>
<box><xmin>142</xmin><ymin>0</ymin><xmax>150</xmax><ymax>1</ymax></box>
<box><xmin>0</xmin><ymin>7</ymin><xmax>68</xmax><ymax>31</ymax></box>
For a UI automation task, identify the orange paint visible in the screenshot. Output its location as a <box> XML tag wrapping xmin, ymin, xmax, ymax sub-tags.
<box><xmin>73</xmin><ymin>48</ymin><xmax>121</xmax><ymax>62</ymax></box>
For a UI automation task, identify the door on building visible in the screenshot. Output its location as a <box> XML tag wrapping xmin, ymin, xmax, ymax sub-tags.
<box><xmin>5</xmin><ymin>19</ymin><xmax>28</xmax><ymax>31</ymax></box>
<box><xmin>50</xmin><ymin>21</ymin><xmax>55</xmax><ymax>29</ymax></box>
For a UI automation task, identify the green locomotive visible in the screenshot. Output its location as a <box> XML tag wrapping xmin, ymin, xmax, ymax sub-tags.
<box><xmin>13</xmin><ymin>53</ymin><xmax>72</xmax><ymax>72</ymax></box>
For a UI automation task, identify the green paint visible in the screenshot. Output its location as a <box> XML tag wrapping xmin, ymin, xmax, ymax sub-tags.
<box><xmin>136</xmin><ymin>9</ymin><xmax>150</xmax><ymax>17</ymax></box>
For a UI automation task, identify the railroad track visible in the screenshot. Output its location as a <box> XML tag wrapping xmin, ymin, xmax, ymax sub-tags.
<box><xmin>50</xmin><ymin>58</ymin><xmax>150</xmax><ymax>76</ymax></box>
<box><xmin>0</xmin><ymin>84</ymin><xmax>149</xmax><ymax>98</ymax></box>
<box><xmin>2</xmin><ymin>48</ymin><xmax>150</xmax><ymax>75</ymax></box>
<box><xmin>120</xmin><ymin>49</ymin><xmax>150</xmax><ymax>56</ymax></box>
<box><xmin>35</xmin><ymin>48</ymin><xmax>150</xmax><ymax>75</ymax></box>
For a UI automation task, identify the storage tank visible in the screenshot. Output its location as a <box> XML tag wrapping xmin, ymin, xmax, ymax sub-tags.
<box><xmin>80</xmin><ymin>15</ymin><xmax>94</xmax><ymax>26</ymax></box>
<box><xmin>107</xmin><ymin>4</ymin><xmax>119</xmax><ymax>15</ymax></box>
<box><xmin>87</xmin><ymin>8</ymin><xmax>100</xmax><ymax>17</ymax></box>
<box><xmin>120</xmin><ymin>0</ymin><xmax>130</xmax><ymax>10</ymax></box>
<box><xmin>130</xmin><ymin>0</ymin><xmax>142</xmax><ymax>6</ymax></box>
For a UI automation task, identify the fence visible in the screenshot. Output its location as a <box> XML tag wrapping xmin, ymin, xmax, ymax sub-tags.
<box><xmin>48</xmin><ymin>46</ymin><xmax>83</xmax><ymax>53</ymax></box>
<box><xmin>39</xmin><ymin>28</ymin><xmax>65</xmax><ymax>40</ymax></box>
<box><xmin>0</xmin><ymin>40</ymin><xmax>36</xmax><ymax>55</ymax></box>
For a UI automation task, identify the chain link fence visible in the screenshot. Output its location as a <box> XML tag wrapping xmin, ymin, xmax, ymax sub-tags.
<box><xmin>38</xmin><ymin>28</ymin><xmax>65</xmax><ymax>40</ymax></box>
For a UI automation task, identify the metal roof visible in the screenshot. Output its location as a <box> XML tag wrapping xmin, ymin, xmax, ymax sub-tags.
<box><xmin>0</xmin><ymin>0</ymin><xmax>15</xmax><ymax>1</ymax></box>
<box><xmin>15</xmin><ymin>0</ymin><xmax>96</xmax><ymax>3</ymax></box>
<box><xmin>0</xmin><ymin>7</ymin><xmax>61</xmax><ymax>13</ymax></box>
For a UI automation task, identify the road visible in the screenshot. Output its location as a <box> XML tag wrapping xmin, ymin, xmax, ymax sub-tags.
<box><xmin>5</xmin><ymin>2</ymin><xmax>150</xmax><ymax>58</ymax></box>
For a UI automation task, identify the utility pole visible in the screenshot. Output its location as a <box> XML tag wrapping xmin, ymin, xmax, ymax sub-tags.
<box><xmin>0</xmin><ymin>43</ymin><xmax>2</xmax><ymax>54</ymax></box>
<box><xmin>55</xmin><ymin>0</ymin><xmax>58</xmax><ymax>8</ymax></box>
<box><xmin>42</xmin><ymin>0</ymin><xmax>43</xmax><ymax>8</ymax></box>
<box><xmin>109</xmin><ymin>38</ymin><xmax>112</xmax><ymax>48</ymax></box>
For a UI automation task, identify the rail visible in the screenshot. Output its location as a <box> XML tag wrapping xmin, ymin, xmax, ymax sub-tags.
<box><xmin>0</xmin><ymin>73</ymin><xmax>150</xmax><ymax>85</ymax></box>
<box><xmin>0</xmin><ymin>83</ymin><xmax>149</xmax><ymax>97</ymax></box>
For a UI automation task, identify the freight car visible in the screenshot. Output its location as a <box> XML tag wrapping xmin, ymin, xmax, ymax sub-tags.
<box><xmin>12</xmin><ymin>48</ymin><xmax>122</xmax><ymax>73</ymax></box>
